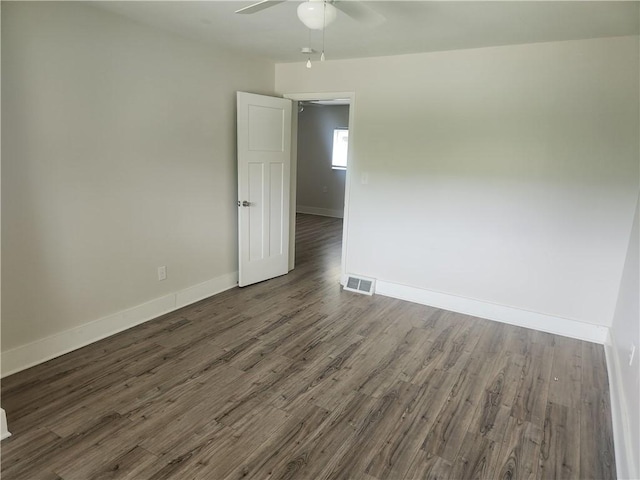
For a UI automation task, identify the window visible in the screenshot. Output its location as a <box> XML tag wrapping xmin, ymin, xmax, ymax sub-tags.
<box><xmin>331</xmin><ymin>128</ymin><xmax>349</xmax><ymax>170</ymax></box>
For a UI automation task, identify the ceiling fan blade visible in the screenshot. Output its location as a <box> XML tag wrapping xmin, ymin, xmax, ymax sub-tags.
<box><xmin>332</xmin><ymin>1</ymin><xmax>386</xmax><ymax>27</ymax></box>
<box><xmin>235</xmin><ymin>0</ymin><xmax>285</xmax><ymax>15</ymax></box>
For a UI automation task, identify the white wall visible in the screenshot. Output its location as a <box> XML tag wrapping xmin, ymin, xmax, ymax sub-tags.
<box><xmin>276</xmin><ymin>36</ymin><xmax>639</xmax><ymax>329</ymax></box>
<box><xmin>1</xmin><ymin>3</ymin><xmax>274</xmax><ymax>362</ymax></box>
<box><xmin>610</xmin><ymin>194</ymin><xmax>639</xmax><ymax>480</ymax></box>
<box><xmin>296</xmin><ymin>105</ymin><xmax>349</xmax><ymax>217</ymax></box>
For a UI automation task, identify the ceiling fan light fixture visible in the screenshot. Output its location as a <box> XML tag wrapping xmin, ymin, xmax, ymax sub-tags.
<box><xmin>297</xmin><ymin>1</ymin><xmax>337</xmax><ymax>30</ymax></box>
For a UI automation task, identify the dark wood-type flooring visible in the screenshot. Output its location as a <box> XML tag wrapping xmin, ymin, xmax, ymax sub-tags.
<box><xmin>1</xmin><ymin>214</ymin><xmax>616</xmax><ymax>479</ymax></box>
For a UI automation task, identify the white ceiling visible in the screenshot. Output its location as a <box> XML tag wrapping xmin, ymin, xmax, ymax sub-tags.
<box><xmin>95</xmin><ymin>1</ymin><xmax>639</xmax><ymax>63</ymax></box>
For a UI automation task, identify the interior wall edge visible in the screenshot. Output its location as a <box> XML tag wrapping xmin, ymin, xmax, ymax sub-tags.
<box><xmin>0</xmin><ymin>272</ymin><xmax>239</xmax><ymax>378</ymax></box>
<box><xmin>375</xmin><ymin>279</ymin><xmax>609</xmax><ymax>344</ymax></box>
<box><xmin>604</xmin><ymin>340</ymin><xmax>638</xmax><ymax>480</ymax></box>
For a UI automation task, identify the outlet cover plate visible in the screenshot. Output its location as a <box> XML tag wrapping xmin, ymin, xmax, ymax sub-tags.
<box><xmin>157</xmin><ymin>266</ymin><xmax>167</xmax><ymax>281</ymax></box>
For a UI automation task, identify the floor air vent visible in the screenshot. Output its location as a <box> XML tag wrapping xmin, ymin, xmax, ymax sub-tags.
<box><xmin>343</xmin><ymin>275</ymin><xmax>375</xmax><ymax>296</ymax></box>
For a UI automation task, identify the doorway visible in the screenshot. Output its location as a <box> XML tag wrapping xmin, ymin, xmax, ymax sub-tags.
<box><xmin>284</xmin><ymin>92</ymin><xmax>355</xmax><ymax>285</ymax></box>
<box><xmin>296</xmin><ymin>99</ymin><xmax>349</xmax><ymax>219</ymax></box>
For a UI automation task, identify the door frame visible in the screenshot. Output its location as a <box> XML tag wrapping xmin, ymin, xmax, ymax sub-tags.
<box><xmin>283</xmin><ymin>91</ymin><xmax>356</xmax><ymax>286</ymax></box>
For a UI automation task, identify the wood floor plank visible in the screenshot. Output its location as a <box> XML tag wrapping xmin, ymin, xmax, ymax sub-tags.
<box><xmin>137</xmin><ymin>406</ymin><xmax>225</xmax><ymax>457</ymax></box>
<box><xmin>318</xmin><ymin>380</ymin><xmax>422</xmax><ymax>480</ymax></box>
<box><xmin>2</xmin><ymin>413</ymin><xmax>133</xmax><ymax>480</ymax></box>
<box><xmin>420</xmin><ymin>352</ymin><xmax>499</xmax><ymax>463</ymax></box>
<box><xmin>493</xmin><ymin>416</ymin><xmax>543</xmax><ymax>480</ymax></box>
<box><xmin>239</xmin><ymin>391</ymin><xmax>379</xmax><ymax>480</ymax></box>
<box><xmin>547</xmin><ymin>335</ymin><xmax>583</xmax><ymax>408</ymax></box>
<box><xmin>1</xmin><ymin>214</ymin><xmax>618</xmax><ymax>480</ymax></box>
<box><xmin>409</xmin><ymin>317</ymin><xmax>465</xmax><ymax>387</ymax></box>
<box><xmin>511</xmin><ymin>341</ymin><xmax>554</xmax><ymax>427</ymax></box>
<box><xmin>466</xmin><ymin>351</ymin><xmax>525</xmax><ymax>442</ymax></box>
<box><xmin>146</xmin><ymin>424</ymin><xmax>237</xmax><ymax>480</ymax></box>
<box><xmin>278</xmin><ymin>303</ymin><xmax>367</xmax><ymax>362</ymax></box>
<box><xmin>222</xmin><ymin>404</ymin><xmax>331</xmax><ymax>480</ymax></box>
<box><xmin>54</xmin><ymin>445</ymin><xmax>162</xmax><ymax>480</ymax></box>
<box><xmin>0</xmin><ymin>427</ymin><xmax>62</xmax><ymax>473</ymax></box>
<box><xmin>364</xmin><ymin>370</ymin><xmax>458</xmax><ymax>480</ymax></box>
<box><xmin>449</xmin><ymin>431</ymin><xmax>501</xmax><ymax>479</ymax></box>
<box><xmin>272</xmin><ymin>338</ymin><xmax>365</xmax><ymax>412</ymax></box>
<box><xmin>580</xmin><ymin>342</ymin><xmax>616</xmax><ymax>479</ymax></box>
<box><xmin>403</xmin><ymin>454</ymin><xmax>452</xmax><ymax>480</ymax></box>
<box><xmin>160</xmin><ymin>406</ymin><xmax>290</xmax><ymax>480</ymax></box>
<box><xmin>5</xmin><ymin>369</ymin><xmax>130</xmax><ymax>436</ymax></box>
<box><xmin>539</xmin><ymin>401</ymin><xmax>581</xmax><ymax>479</ymax></box>
<box><xmin>118</xmin><ymin>363</ymin><xmax>246</xmax><ymax>424</ymax></box>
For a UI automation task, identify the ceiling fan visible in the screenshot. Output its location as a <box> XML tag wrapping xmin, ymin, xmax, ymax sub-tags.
<box><xmin>235</xmin><ymin>0</ymin><xmax>386</xmax><ymax>29</ymax></box>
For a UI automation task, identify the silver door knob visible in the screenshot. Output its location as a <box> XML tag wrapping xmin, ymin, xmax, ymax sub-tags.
<box><xmin>242</xmin><ymin>200</ymin><xmax>251</xmax><ymax>207</ymax></box>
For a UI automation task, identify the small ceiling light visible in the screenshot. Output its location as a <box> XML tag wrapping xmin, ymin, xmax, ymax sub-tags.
<box><xmin>301</xmin><ymin>46</ymin><xmax>314</xmax><ymax>68</ymax></box>
<box><xmin>297</xmin><ymin>0</ymin><xmax>337</xmax><ymax>30</ymax></box>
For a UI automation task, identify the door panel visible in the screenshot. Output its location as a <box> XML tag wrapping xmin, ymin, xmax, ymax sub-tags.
<box><xmin>269</xmin><ymin>162</ymin><xmax>285</xmax><ymax>256</ymax></box>
<box><xmin>237</xmin><ymin>92</ymin><xmax>292</xmax><ymax>287</ymax></box>
<box><xmin>248</xmin><ymin>105</ymin><xmax>285</xmax><ymax>151</ymax></box>
<box><xmin>248</xmin><ymin>162</ymin><xmax>265</xmax><ymax>262</ymax></box>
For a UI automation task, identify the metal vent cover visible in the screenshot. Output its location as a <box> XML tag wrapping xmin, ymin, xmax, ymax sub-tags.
<box><xmin>343</xmin><ymin>275</ymin><xmax>375</xmax><ymax>296</ymax></box>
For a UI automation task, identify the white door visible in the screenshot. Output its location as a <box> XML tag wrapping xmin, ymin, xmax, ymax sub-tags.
<box><xmin>237</xmin><ymin>92</ymin><xmax>292</xmax><ymax>287</ymax></box>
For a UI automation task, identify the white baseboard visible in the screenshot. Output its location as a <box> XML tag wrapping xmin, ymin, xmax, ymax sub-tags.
<box><xmin>297</xmin><ymin>205</ymin><xmax>343</xmax><ymax>219</ymax></box>
<box><xmin>0</xmin><ymin>272</ymin><xmax>238</xmax><ymax>378</ymax></box>
<box><xmin>0</xmin><ymin>409</ymin><xmax>10</xmax><ymax>441</ymax></box>
<box><xmin>604</xmin><ymin>338</ymin><xmax>638</xmax><ymax>480</ymax></box>
<box><xmin>374</xmin><ymin>280</ymin><xmax>609</xmax><ymax>344</ymax></box>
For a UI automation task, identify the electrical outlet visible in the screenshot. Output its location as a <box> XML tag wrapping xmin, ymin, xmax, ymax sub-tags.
<box><xmin>157</xmin><ymin>266</ymin><xmax>167</xmax><ymax>281</ymax></box>
<box><xmin>322</xmin><ymin>186</ymin><xmax>328</xmax><ymax>193</ymax></box>
<box><xmin>629</xmin><ymin>343</ymin><xmax>636</xmax><ymax>367</ymax></box>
